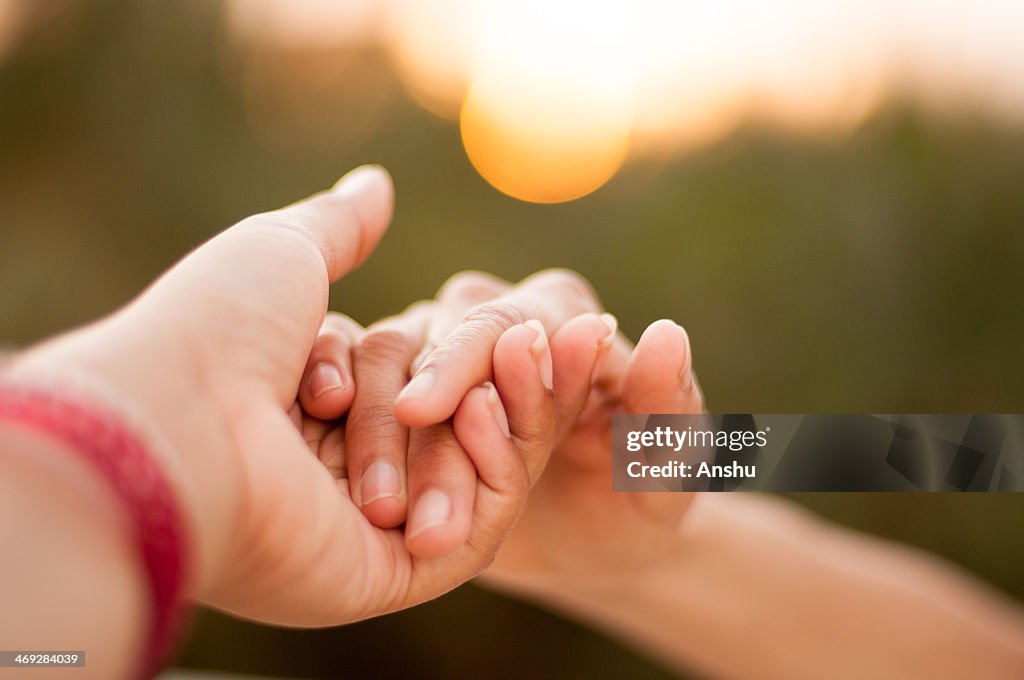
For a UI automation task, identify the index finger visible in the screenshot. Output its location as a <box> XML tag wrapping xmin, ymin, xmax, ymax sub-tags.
<box><xmin>394</xmin><ymin>269</ymin><xmax>602</xmax><ymax>427</ymax></box>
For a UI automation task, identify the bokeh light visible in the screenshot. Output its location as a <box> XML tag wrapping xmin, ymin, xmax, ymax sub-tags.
<box><xmin>460</xmin><ymin>71</ymin><xmax>632</xmax><ymax>204</ymax></box>
<box><xmin>0</xmin><ymin>0</ymin><xmax>23</xmax><ymax>59</ymax></box>
<box><xmin>459</xmin><ymin>1</ymin><xmax>634</xmax><ymax>203</ymax></box>
<box><xmin>225</xmin><ymin>0</ymin><xmax>381</xmax><ymax>49</ymax></box>
<box><xmin>221</xmin><ymin>0</ymin><xmax>1024</xmax><ymax>204</ymax></box>
<box><xmin>384</xmin><ymin>0</ymin><xmax>473</xmax><ymax>120</ymax></box>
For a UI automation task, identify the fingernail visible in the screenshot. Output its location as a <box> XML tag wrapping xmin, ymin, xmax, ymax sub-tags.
<box><xmin>332</xmin><ymin>164</ymin><xmax>386</xmax><ymax>198</ymax></box>
<box><xmin>598</xmin><ymin>313</ymin><xmax>618</xmax><ymax>348</ymax></box>
<box><xmin>485</xmin><ymin>382</ymin><xmax>512</xmax><ymax>438</ymax></box>
<box><xmin>398</xmin><ymin>369</ymin><xmax>435</xmax><ymax>402</ymax></box>
<box><xmin>361</xmin><ymin>459</ymin><xmax>401</xmax><ymax>505</ymax></box>
<box><xmin>309</xmin><ymin>362</ymin><xmax>344</xmax><ymax>398</ymax></box>
<box><xmin>408</xmin><ymin>488</ymin><xmax>451</xmax><ymax>537</ymax></box>
<box><xmin>524</xmin><ymin>320</ymin><xmax>554</xmax><ymax>391</ymax></box>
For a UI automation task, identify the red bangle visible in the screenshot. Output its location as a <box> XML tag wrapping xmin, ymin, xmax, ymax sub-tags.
<box><xmin>0</xmin><ymin>385</ymin><xmax>190</xmax><ymax>679</ymax></box>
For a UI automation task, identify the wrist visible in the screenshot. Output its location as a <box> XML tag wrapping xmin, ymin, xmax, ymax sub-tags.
<box><xmin>3</xmin><ymin>315</ymin><xmax>242</xmax><ymax>597</ymax></box>
<box><xmin>0</xmin><ymin>424</ymin><xmax>148</xmax><ymax>679</ymax></box>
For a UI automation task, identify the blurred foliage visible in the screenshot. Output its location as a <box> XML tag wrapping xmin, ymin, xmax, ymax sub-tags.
<box><xmin>1</xmin><ymin>2</ymin><xmax>1022</xmax><ymax>679</ymax></box>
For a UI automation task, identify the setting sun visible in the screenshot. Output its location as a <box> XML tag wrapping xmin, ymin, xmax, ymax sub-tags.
<box><xmin>458</xmin><ymin>1</ymin><xmax>634</xmax><ymax>203</ymax></box>
<box><xmin>225</xmin><ymin>0</ymin><xmax>1024</xmax><ymax>204</ymax></box>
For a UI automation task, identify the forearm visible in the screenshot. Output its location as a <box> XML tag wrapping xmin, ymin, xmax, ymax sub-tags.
<box><xmin>518</xmin><ymin>494</ymin><xmax>1024</xmax><ymax>679</ymax></box>
<box><xmin>0</xmin><ymin>425</ymin><xmax>146</xmax><ymax>679</ymax></box>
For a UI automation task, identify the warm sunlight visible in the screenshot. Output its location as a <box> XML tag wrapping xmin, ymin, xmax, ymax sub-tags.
<box><xmin>459</xmin><ymin>1</ymin><xmax>634</xmax><ymax>203</ymax></box>
<box><xmin>225</xmin><ymin>0</ymin><xmax>1024</xmax><ymax>204</ymax></box>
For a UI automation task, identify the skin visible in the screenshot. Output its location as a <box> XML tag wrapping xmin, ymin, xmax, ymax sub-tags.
<box><xmin>3</xmin><ymin>163</ymin><xmax>1021</xmax><ymax>678</ymax></box>
<box><xmin>304</xmin><ymin>270</ymin><xmax>1024</xmax><ymax>680</ymax></box>
<box><xmin>0</xmin><ymin>165</ymin><xmax>584</xmax><ymax>680</ymax></box>
<box><xmin>301</xmin><ymin>268</ymin><xmax>702</xmax><ymax>570</ymax></box>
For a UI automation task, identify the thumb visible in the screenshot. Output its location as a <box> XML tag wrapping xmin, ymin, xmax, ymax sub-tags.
<box><xmin>156</xmin><ymin>164</ymin><xmax>394</xmax><ymax>301</ymax></box>
<box><xmin>129</xmin><ymin>164</ymin><xmax>393</xmax><ymax>404</ymax></box>
<box><xmin>259</xmin><ymin>164</ymin><xmax>394</xmax><ymax>282</ymax></box>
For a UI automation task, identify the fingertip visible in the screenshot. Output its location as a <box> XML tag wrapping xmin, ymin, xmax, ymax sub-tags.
<box><xmin>542</xmin><ymin>313</ymin><xmax>620</xmax><ymax>431</ymax></box>
<box><xmin>403</xmin><ymin>420</ymin><xmax>477</xmax><ymax>559</ymax></box>
<box><xmin>301</xmin><ymin>362</ymin><xmax>356</xmax><ymax>420</ymax></box>
<box><xmin>327</xmin><ymin>163</ymin><xmax>395</xmax><ymax>272</ymax></box>
<box><xmin>394</xmin><ymin>388</ymin><xmax>451</xmax><ymax>428</ymax></box>
<box><xmin>405</xmin><ymin>488</ymin><xmax>467</xmax><ymax>559</ymax></box>
<box><xmin>634</xmin><ymin>319</ymin><xmax>689</xmax><ymax>368</ymax></box>
<box><xmin>332</xmin><ymin>164</ymin><xmax>394</xmax><ymax>212</ymax></box>
<box><xmin>453</xmin><ymin>384</ymin><xmax>524</xmax><ymax>493</ymax></box>
<box><xmin>358</xmin><ymin>458</ymin><xmax>407</xmax><ymax>529</ymax></box>
<box><xmin>452</xmin><ymin>384</ymin><xmax>493</xmax><ymax>441</ymax></box>
<box><xmin>356</xmin><ymin>454</ymin><xmax>407</xmax><ymax>528</ymax></box>
<box><xmin>624</xmin><ymin>319</ymin><xmax>698</xmax><ymax>414</ymax></box>
<box><xmin>360</xmin><ymin>495</ymin><xmax>408</xmax><ymax>530</ymax></box>
<box><xmin>393</xmin><ymin>367</ymin><xmax>470</xmax><ymax>428</ymax></box>
<box><xmin>642</xmin><ymin>318</ymin><xmax>686</xmax><ymax>337</ymax></box>
<box><xmin>494</xmin><ymin>323</ymin><xmax>546</xmax><ymax>379</ymax></box>
<box><xmin>549</xmin><ymin>313</ymin><xmax>618</xmax><ymax>371</ymax></box>
<box><xmin>484</xmin><ymin>382</ymin><xmax>512</xmax><ymax>439</ymax></box>
<box><xmin>493</xmin><ymin>327</ymin><xmax>557</xmax><ymax>485</ymax></box>
<box><xmin>300</xmin><ymin>316</ymin><xmax>359</xmax><ymax>419</ymax></box>
<box><xmin>493</xmin><ymin>324</ymin><xmax>547</xmax><ymax>408</ymax></box>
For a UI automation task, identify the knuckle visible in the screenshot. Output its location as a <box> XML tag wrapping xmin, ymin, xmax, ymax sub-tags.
<box><xmin>410</xmin><ymin>427</ymin><xmax>456</xmax><ymax>466</ymax></box>
<box><xmin>504</xmin><ymin>461</ymin><xmax>532</xmax><ymax>497</ymax></box>
<box><xmin>234</xmin><ymin>213</ymin><xmax>324</xmax><ymax>268</ymax></box>
<box><xmin>357</xmin><ymin>326</ymin><xmax>414</xmax><ymax>363</ymax></box>
<box><xmin>437</xmin><ymin>270</ymin><xmax>507</xmax><ymax>303</ymax></box>
<box><xmin>348</xmin><ymin>399</ymin><xmax>398</xmax><ymax>435</ymax></box>
<box><xmin>464</xmin><ymin>533</ymin><xmax>501</xmax><ymax>574</ymax></box>
<box><xmin>515</xmin><ymin>425</ymin><xmax>557</xmax><ymax>461</ymax></box>
<box><xmin>473</xmin><ymin>546</ymin><xmax>498</xmax><ymax>574</ymax></box>
<box><xmin>398</xmin><ymin>299</ymin><xmax>435</xmax><ymax>332</ymax></box>
<box><xmin>461</xmin><ymin>301</ymin><xmax>526</xmax><ymax>337</ymax></box>
<box><xmin>323</xmin><ymin>312</ymin><xmax>362</xmax><ymax>334</ymax></box>
<box><xmin>250</xmin><ymin>210</ymin><xmax>316</xmax><ymax>246</ymax></box>
<box><xmin>402</xmin><ymin>299</ymin><xmax>434</xmax><ymax>317</ymax></box>
<box><xmin>530</xmin><ymin>268</ymin><xmax>598</xmax><ymax>304</ymax></box>
<box><xmin>315</xmin><ymin>325</ymin><xmax>349</xmax><ymax>349</ymax></box>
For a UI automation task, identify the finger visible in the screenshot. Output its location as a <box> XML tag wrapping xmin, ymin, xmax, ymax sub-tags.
<box><xmin>622</xmin><ymin>319</ymin><xmax>704</xmax><ymax>414</ymax></box>
<box><xmin>299</xmin><ymin>313</ymin><xmax>363</xmax><ymax>420</ymax></box>
<box><xmin>255</xmin><ymin>164</ymin><xmax>394</xmax><ymax>282</ymax></box>
<box><xmin>492</xmin><ymin>322</ymin><xmax>557</xmax><ymax>485</ymax></box>
<box><xmin>140</xmin><ymin>165</ymin><xmax>395</xmax><ymax>411</ymax></box>
<box><xmin>429</xmin><ymin>272</ymin><xmax>511</xmax><ymax>354</ymax></box>
<box><xmin>452</xmin><ymin>383</ymin><xmax>519</xmax><ymax>491</ymax></box>
<box><xmin>621</xmin><ymin>319</ymin><xmax>703</xmax><ymax>526</ymax></box>
<box><xmin>318</xmin><ymin>425</ymin><xmax>348</xmax><ymax>485</ymax></box>
<box><xmin>434</xmin><ymin>270</ymin><xmax>511</xmax><ymax>310</ymax></box>
<box><xmin>395</xmin><ymin>268</ymin><xmax>601</xmax><ymax>428</ymax></box>
<box><xmin>346</xmin><ymin>302</ymin><xmax>432</xmax><ymax>528</ymax></box>
<box><xmin>410</xmin><ymin>271</ymin><xmax>512</xmax><ymax>372</ymax></box>
<box><xmin>404</xmin><ymin>424</ymin><xmax>477</xmax><ymax>559</ymax></box>
<box><xmin>206</xmin><ymin>406</ymin><xmax>371</xmax><ymax>625</ymax></box>
<box><xmin>593</xmin><ymin>332</ymin><xmax>634</xmax><ymax>398</ymax></box>
<box><xmin>548</xmin><ymin>313</ymin><xmax>618</xmax><ymax>437</ymax></box>
<box><xmin>394</xmin><ymin>384</ymin><xmax>526</xmax><ymax>607</ymax></box>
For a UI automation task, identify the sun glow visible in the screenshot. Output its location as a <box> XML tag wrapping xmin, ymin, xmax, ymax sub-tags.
<box><xmin>458</xmin><ymin>1</ymin><xmax>635</xmax><ymax>203</ymax></box>
<box><xmin>226</xmin><ymin>0</ymin><xmax>1024</xmax><ymax>204</ymax></box>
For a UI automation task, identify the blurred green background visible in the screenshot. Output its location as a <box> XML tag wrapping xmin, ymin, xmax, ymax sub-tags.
<box><xmin>1</xmin><ymin>2</ymin><xmax>1022</xmax><ymax>679</ymax></box>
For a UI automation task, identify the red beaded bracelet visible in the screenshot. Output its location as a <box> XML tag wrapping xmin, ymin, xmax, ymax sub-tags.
<box><xmin>0</xmin><ymin>385</ymin><xmax>190</xmax><ymax>679</ymax></box>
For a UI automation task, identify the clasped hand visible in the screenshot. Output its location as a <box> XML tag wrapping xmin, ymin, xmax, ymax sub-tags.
<box><xmin>9</xmin><ymin>165</ymin><xmax>703</xmax><ymax>627</ymax></box>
